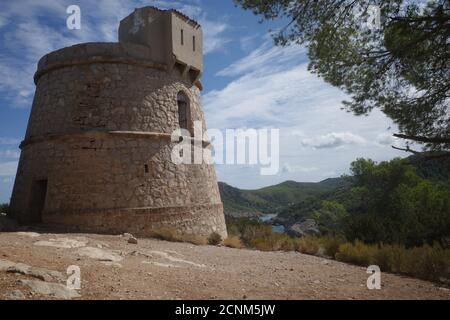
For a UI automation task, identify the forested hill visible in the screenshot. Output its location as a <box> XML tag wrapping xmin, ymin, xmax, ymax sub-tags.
<box><xmin>218</xmin><ymin>178</ymin><xmax>349</xmax><ymax>216</ymax></box>
<box><xmin>219</xmin><ymin>154</ymin><xmax>450</xmax><ymax>217</ymax></box>
<box><xmin>407</xmin><ymin>154</ymin><xmax>450</xmax><ymax>187</ymax></box>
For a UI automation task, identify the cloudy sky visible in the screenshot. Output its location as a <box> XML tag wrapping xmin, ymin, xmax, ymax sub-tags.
<box><xmin>0</xmin><ymin>0</ymin><xmax>406</xmax><ymax>202</ymax></box>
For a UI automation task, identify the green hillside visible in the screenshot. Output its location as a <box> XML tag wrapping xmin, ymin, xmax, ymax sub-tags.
<box><xmin>219</xmin><ymin>178</ymin><xmax>348</xmax><ymax>216</ymax></box>
<box><xmin>219</xmin><ymin>155</ymin><xmax>450</xmax><ymax>218</ymax></box>
<box><xmin>218</xmin><ymin>182</ymin><xmax>261</xmax><ymax>217</ymax></box>
<box><xmin>278</xmin><ymin>155</ymin><xmax>450</xmax><ymax>230</ymax></box>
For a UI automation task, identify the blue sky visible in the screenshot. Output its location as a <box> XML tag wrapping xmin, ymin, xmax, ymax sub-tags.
<box><xmin>0</xmin><ymin>0</ymin><xmax>406</xmax><ymax>202</ymax></box>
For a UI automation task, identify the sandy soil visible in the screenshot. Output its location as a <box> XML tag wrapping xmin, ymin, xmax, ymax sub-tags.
<box><xmin>0</xmin><ymin>230</ymin><xmax>449</xmax><ymax>300</ymax></box>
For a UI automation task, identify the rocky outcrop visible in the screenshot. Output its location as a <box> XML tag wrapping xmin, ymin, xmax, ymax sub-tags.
<box><xmin>270</xmin><ymin>215</ymin><xmax>291</xmax><ymax>227</ymax></box>
<box><xmin>6</xmin><ymin>290</ymin><xmax>25</xmax><ymax>300</ymax></box>
<box><xmin>1</xmin><ymin>259</ymin><xmax>65</xmax><ymax>282</ymax></box>
<box><xmin>286</xmin><ymin>219</ymin><xmax>321</xmax><ymax>237</ymax></box>
<box><xmin>20</xmin><ymin>280</ymin><xmax>80</xmax><ymax>299</ymax></box>
<box><xmin>76</xmin><ymin>247</ymin><xmax>123</xmax><ymax>262</ymax></box>
<box><xmin>268</xmin><ymin>215</ymin><xmax>321</xmax><ymax>237</ymax></box>
<box><xmin>0</xmin><ymin>258</ymin><xmax>81</xmax><ymax>300</ymax></box>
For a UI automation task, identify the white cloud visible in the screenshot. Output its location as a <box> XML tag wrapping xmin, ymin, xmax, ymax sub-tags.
<box><xmin>0</xmin><ymin>57</ymin><xmax>36</xmax><ymax>106</ymax></box>
<box><xmin>217</xmin><ymin>40</ymin><xmax>307</xmax><ymax>77</ymax></box>
<box><xmin>0</xmin><ymin>0</ymin><xmax>230</xmax><ymax>108</ymax></box>
<box><xmin>239</xmin><ymin>35</ymin><xmax>260</xmax><ymax>52</ymax></box>
<box><xmin>201</xmin><ymin>20</ymin><xmax>229</xmax><ymax>54</ymax></box>
<box><xmin>281</xmin><ymin>163</ymin><xmax>318</xmax><ymax>174</ymax></box>
<box><xmin>0</xmin><ymin>161</ymin><xmax>18</xmax><ymax>176</ymax></box>
<box><xmin>0</xmin><ymin>1</ymin><xmax>409</xmax><ymax>191</ymax></box>
<box><xmin>377</xmin><ymin>133</ymin><xmax>392</xmax><ymax>145</ymax></box>
<box><xmin>204</xmin><ymin>40</ymin><xmax>405</xmax><ymax>188</ymax></box>
<box><xmin>0</xmin><ymin>137</ymin><xmax>20</xmax><ymax>145</ymax></box>
<box><xmin>300</xmin><ymin>132</ymin><xmax>367</xmax><ymax>149</ymax></box>
<box><xmin>376</xmin><ymin>133</ymin><xmax>397</xmax><ymax>146</ymax></box>
<box><xmin>0</xmin><ymin>15</ymin><xmax>8</xmax><ymax>29</ymax></box>
<box><xmin>0</xmin><ymin>149</ymin><xmax>20</xmax><ymax>159</ymax></box>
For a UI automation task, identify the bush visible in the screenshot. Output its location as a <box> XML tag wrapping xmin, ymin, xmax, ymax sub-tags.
<box><xmin>321</xmin><ymin>236</ymin><xmax>346</xmax><ymax>258</ymax></box>
<box><xmin>344</xmin><ymin>158</ymin><xmax>450</xmax><ymax>247</ymax></box>
<box><xmin>181</xmin><ymin>234</ymin><xmax>208</xmax><ymax>246</ymax></box>
<box><xmin>333</xmin><ymin>241</ymin><xmax>450</xmax><ymax>283</ymax></box>
<box><xmin>250</xmin><ymin>233</ymin><xmax>297</xmax><ymax>251</ymax></box>
<box><xmin>400</xmin><ymin>243</ymin><xmax>450</xmax><ymax>282</ymax></box>
<box><xmin>208</xmin><ymin>232</ymin><xmax>222</xmax><ymax>245</ymax></box>
<box><xmin>251</xmin><ymin>237</ymin><xmax>275</xmax><ymax>251</ymax></box>
<box><xmin>151</xmin><ymin>228</ymin><xmax>207</xmax><ymax>245</ymax></box>
<box><xmin>372</xmin><ymin>244</ymin><xmax>407</xmax><ymax>273</ymax></box>
<box><xmin>227</xmin><ymin>223</ymin><xmax>241</xmax><ymax>237</ymax></box>
<box><xmin>297</xmin><ymin>237</ymin><xmax>320</xmax><ymax>255</ymax></box>
<box><xmin>335</xmin><ymin>241</ymin><xmax>376</xmax><ymax>266</ymax></box>
<box><xmin>223</xmin><ymin>236</ymin><xmax>244</xmax><ymax>248</ymax></box>
<box><xmin>241</xmin><ymin>225</ymin><xmax>273</xmax><ymax>247</ymax></box>
<box><xmin>225</xmin><ymin>217</ymin><xmax>450</xmax><ymax>283</ymax></box>
<box><xmin>279</xmin><ymin>236</ymin><xmax>299</xmax><ymax>251</ymax></box>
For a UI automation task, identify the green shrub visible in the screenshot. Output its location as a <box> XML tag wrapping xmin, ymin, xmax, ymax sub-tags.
<box><xmin>400</xmin><ymin>243</ymin><xmax>450</xmax><ymax>282</ymax></box>
<box><xmin>297</xmin><ymin>237</ymin><xmax>320</xmax><ymax>255</ymax></box>
<box><xmin>344</xmin><ymin>158</ymin><xmax>450</xmax><ymax>247</ymax></box>
<box><xmin>321</xmin><ymin>236</ymin><xmax>346</xmax><ymax>258</ymax></box>
<box><xmin>333</xmin><ymin>241</ymin><xmax>450</xmax><ymax>283</ymax></box>
<box><xmin>250</xmin><ymin>233</ymin><xmax>297</xmax><ymax>251</ymax></box>
<box><xmin>226</xmin><ymin>219</ymin><xmax>241</xmax><ymax>237</ymax></box>
<box><xmin>372</xmin><ymin>244</ymin><xmax>407</xmax><ymax>273</ymax></box>
<box><xmin>279</xmin><ymin>236</ymin><xmax>299</xmax><ymax>251</ymax></box>
<box><xmin>251</xmin><ymin>237</ymin><xmax>275</xmax><ymax>251</ymax></box>
<box><xmin>208</xmin><ymin>232</ymin><xmax>222</xmax><ymax>245</ymax></box>
<box><xmin>241</xmin><ymin>225</ymin><xmax>273</xmax><ymax>247</ymax></box>
<box><xmin>225</xmin><ymin>217</ymin><xmax>450</xmax><ymax>284</ymax></box>
<box><xmin>335</xmin><ymin>240</ymin><xmax>376</xmax><ymax>266</ymax></box>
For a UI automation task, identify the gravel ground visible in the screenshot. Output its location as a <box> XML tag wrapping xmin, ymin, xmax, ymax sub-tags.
<box><xmin>0</xmin><ymin>230</ymin><xmax>449</xmax><ymax>300</ymax></box>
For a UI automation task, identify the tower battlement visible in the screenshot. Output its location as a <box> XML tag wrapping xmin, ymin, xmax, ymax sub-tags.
<box><xmin>119</xmin><ymin>7</ymin><xmax>203</xmax><ymax>82</ymax></box>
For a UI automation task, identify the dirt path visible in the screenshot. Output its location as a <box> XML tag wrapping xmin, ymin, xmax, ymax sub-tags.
<box><xmin>0</xmin><ymin>231</ymin><xmax>448</xmax><ymax>300</ymax></box>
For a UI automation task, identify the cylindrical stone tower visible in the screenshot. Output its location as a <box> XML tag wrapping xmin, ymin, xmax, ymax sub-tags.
<box><xmin>9</xmin><ymin>6</ymin><xmax>227</xmax><ymax>238</ymax></box>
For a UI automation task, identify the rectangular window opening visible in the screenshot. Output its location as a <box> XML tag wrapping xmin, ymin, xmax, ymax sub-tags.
<box><xmin>181</xmin><ymin>29</ymin><xmax>184</xmax><ymax>45</ymax></box>
<box><xmin>144</xmin><ymin>164</ymin><xmax>149</xmax><ymax>173</ymax></box>
<box><xmin>193</xmin><ymin>36</ymin><xmax>196</xmax><ymax>51</ymax></box>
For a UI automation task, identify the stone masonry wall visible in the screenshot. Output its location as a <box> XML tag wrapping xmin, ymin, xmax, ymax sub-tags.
<box><xmin>10</xmin><ymin>43</ymin><xmax>227</xmax><ymax>238</ymax></box>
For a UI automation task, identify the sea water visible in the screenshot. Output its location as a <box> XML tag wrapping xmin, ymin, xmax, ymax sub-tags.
<box><xmin>259</xmin><ymin>214</ymin><xmax>285</xmax><ymax>234</ymax></box>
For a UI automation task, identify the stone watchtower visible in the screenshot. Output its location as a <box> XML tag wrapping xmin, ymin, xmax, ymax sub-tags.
<box><xmin>9</xmin><ymin>7</ymin><xmax>227</xmax><ymax>238</ymax></box>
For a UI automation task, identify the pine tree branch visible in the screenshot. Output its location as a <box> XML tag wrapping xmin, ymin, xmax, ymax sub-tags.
<box><xmin>391</xmin><ymin>145</ymin><xmax>421</xmax><ymax>154</ymax></box>
<box><xmin>392</xmin><ymin>146</ymin><xmax>450</xmax><ymax>160</ymax></box>
<box><xmin>393</xmin><ymin>134</ymin><xmax>450</xmax><ymax>144</ymax></box>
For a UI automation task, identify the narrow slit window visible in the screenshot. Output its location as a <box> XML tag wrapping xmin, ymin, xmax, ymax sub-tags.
<box><xmin>177</xmin><ymin>92</ymin><xmax>189</xmax><ymax>132</ymax></box>
<box><xmin>144</xmin><ymin>164</ymin><xmax>149</xmax><ymax>173</ymax></box>
<box><xmin>181</xmin><ymin>29</ymin><xmax>184</xmax><ymax>45</ymax></box>
<box><xmin>193</xmin><ymin>36</ymin><xmax>196</xmax><ymax>51</ymax></box>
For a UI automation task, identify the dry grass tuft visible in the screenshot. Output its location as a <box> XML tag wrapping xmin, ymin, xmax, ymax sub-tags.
<box><xmin>151</xmin><ymin>228</ymin><xmax>207</xmax><ymax>245</ymax></box>
<box><xmin>223</xmin><ymin>236</ymin><xmax>244</xmax><ymax>248</ymax></box>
